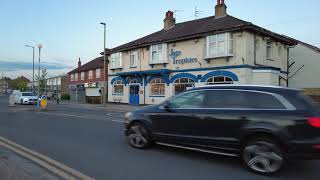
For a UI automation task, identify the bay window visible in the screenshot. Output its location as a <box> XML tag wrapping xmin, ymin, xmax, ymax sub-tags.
<box><xmin>206</xmin><ymin>33</ymin><xmax>233</xmax><ymax>58</ymax></box>
<box><xmin>74</xmin><ymin>73</ymin><xmax>78</xmax><ymax>81</ymax></box>
<box><xmin>150</xmin><ymin>44</ymin><xmax>167</xmax><ymax>64</ymax></box>
<box><xmin>111</xmin><ymin>52</ymin><xmax>122</xmax><ymax>69</ymax></box>
<box><xmin>81</xmin><ymin>72</ymin><xmax>85</xmax><ymax>80</ymax></box>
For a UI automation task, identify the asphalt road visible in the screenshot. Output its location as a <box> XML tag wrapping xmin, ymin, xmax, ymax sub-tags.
<box><xmin>0</xmin><ymin>95</ymin><xmax>319</xmax><ymax>180</ymax></box>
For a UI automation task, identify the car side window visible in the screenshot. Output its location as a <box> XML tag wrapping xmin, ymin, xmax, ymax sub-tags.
<box><xmin>204</xmin><ymin>90</ymin><xmax>286</xmax><ymax>109</ymax></box>
<box><xmin>169</xmin><ymin>91</ymin><xmax>205</xmax><ymax>108</ymax></box>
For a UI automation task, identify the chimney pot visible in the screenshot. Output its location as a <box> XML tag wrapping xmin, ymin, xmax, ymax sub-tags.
<box><xmin>164</xmin><ymin>10</ymin><xmax>176</xmax><ymax>30</ymax></box>
<box><xmin>78</xmin><ymin>58</ymin><xmax>81</xmax><ymax>68</ymax></box>
<box><xmin>215</xmin><ymin>0</ymin><xmax>227</xmax><ymax>18</ymax></box>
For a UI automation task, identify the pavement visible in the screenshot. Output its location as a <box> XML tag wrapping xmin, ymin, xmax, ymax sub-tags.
<box><xmin>0</xmin><ymin>96</ymin><xmax>320</xmax><ymax>180</ymax></box>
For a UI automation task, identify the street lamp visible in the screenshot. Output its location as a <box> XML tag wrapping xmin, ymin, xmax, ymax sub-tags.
<box><xmin>37</xmin><ymin>44</ymin><xmax>43</xmax><ymax>110</ymax></box>
<box><xmin>25</xmin><ymin>45</ymin><xmax>35</xmax><ymax>93</ymax></box>
<box><xmin>100</xmin><ymin>22</ymin><xmax>107</xmax><ymax>106</ymax></box>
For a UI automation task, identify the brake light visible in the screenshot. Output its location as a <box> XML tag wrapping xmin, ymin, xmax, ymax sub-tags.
<box><xmin>308</xmin><ymin>117</ymin><xmax>320</xmax><ymax>128</ymax></box>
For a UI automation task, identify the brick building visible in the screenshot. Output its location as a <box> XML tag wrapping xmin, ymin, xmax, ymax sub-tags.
<box><xmin>68</xmin><ymin>57</ymin><xmax>107</xmax><ymax>104</ymax></box>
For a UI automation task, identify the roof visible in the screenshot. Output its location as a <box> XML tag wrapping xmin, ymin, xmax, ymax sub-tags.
<box><xmin>103</xmin><ymin>15</ymin><xmax>297</xmax><ymax>54</ymax></box>
<box><xmin>68</xmin><ymin>56</ymin><xmax>104</xmax><ymax>74</ymax></box>
<box><xmin>299</xmin><ymin>41</ymin><xmax>320</xmax><ymax>53</ymax></box>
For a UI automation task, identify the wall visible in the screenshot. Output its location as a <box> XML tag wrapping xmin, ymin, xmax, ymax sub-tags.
<box><xmin>289</xmin><ymin>43</ymin><xmax>320</xmax><ymax>88</ymax></box>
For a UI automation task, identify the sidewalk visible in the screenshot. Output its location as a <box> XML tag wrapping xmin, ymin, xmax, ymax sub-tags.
<box><xmin>0</xmin><ymin>145</ymin><xmax>59</xmax><ymax>180</ymax></box>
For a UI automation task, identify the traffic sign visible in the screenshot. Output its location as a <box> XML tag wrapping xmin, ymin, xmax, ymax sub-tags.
<box><xmin>41</xmin><ymin>95</ymin><xmax>47</xmax><ymax>108</ymax></box>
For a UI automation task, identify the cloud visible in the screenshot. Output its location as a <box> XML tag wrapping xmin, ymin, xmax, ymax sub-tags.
<box><xmin>0</xmin><ymin>60</ymin><xmax>71</xmax><ymax>71</ymax></box>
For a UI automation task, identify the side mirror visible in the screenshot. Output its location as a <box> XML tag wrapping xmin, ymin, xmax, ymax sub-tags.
<box><xmin>161</xmin><ymin>102</ymin><xmax>173</xmax><ymax>111</ymax></box>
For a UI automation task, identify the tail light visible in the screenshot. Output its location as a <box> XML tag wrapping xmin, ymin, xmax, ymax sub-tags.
<box><xmin>308</xmin><ymin>117</ymin><xmax>320</xmax><ymax>128</ymax></box>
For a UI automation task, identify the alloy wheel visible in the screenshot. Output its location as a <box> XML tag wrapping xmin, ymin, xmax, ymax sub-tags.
<box><xmin>128</xmin><ymin>124</ymin><xmax>149</xmax><ymax>149</ymax></box>
<box><xmin>243</xmin><ymin>141</ymin><xmax>283</xmax><ymax>174</ymax></box>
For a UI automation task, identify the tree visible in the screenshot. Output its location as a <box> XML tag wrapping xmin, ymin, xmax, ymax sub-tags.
<box><xmin>16</xmin><ymin>80</ymin><xmax>28</xmax><ymax>91</ymax></box>
<box><xmin>35</xmin><ymin>69</ymin><xmax>48</xmax><ymax>94</ymax></box>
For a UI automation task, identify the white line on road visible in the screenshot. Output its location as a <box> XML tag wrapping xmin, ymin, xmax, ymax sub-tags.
<box><xmin>110</xmin><ymin>119</ymin><xmax>125</xmax><ymax>123</ymax></box>
<box><xmin>38</xmin><ymin>112</ymin><xmax>89</xmax><ymax>119</ymax></box>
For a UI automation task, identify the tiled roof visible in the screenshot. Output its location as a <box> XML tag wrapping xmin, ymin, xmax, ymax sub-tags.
<box><xmin>68</xmin><ymin>56</ymin><xmax>104</xmax><ymax>74</ymax></box>
<box><xmin>103</xmin><ymin>15</ymin><xmax>297</xmax><ymax>54</ymax></box>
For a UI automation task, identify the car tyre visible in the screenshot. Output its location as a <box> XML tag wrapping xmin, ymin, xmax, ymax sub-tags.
<box><xmin>242</xmin><ymin>137</ymin><xmax>284</xmax><ymax>176</ymax></box>
<box><xmin>128</xmin><ymin>122</ymin><xmax>151</xmax><ymax>149</ymax></box>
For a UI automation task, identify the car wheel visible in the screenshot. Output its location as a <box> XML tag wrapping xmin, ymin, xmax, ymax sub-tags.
<box><xmin>128</xmin><ymin>122</ymin><xmax>151</xmax><ymax>149</ymax></box>
<box><xmin>242</xmin><ymin>138</ymin><xmax>284</xmax><ymax>175</ymax></box>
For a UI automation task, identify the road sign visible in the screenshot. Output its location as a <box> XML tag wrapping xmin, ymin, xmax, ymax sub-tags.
<box><xmin>41</xmin><ymin>95</ymin><xmax>47</xmax><ymax>108</ymax></box>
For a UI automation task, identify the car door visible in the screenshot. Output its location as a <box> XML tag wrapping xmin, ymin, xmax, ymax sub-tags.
<box><xmin>149</xmin><ymin>90</ymin><xmax>207</xmax><ymax>145</ymax></box>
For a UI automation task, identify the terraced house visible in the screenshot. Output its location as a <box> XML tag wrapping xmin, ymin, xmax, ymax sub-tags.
<box><xmin>106</xmin><ymin>0</ymin><xmax>297</xmax><ymax>105</ymax></box>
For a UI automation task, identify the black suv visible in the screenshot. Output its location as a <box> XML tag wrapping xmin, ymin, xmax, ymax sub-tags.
<box><xmin>124</xmin><ymin>85</ymin><xmax>320</xmax><ymax>175</ymax></box>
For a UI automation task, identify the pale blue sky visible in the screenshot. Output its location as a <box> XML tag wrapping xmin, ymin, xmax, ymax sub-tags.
<box><xmin>0</xmin><ymin>0</ymin><xmax>319</xmax><ymax>78</ymax></box>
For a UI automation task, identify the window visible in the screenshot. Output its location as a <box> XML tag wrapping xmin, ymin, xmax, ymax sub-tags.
<box><xmin>88</xmin><ymin>70</ymin><xmax>93</xmax><ymax>79</ymax></box>
<box><xmin>206</xmin><ymin>33</ymin><xmax>233</xmax><ymax>58</ymax></box>
<box><xmin>174</xmin><ymin>78</ymin><xmax>195</xmax><ymax>94</ymax></box>
<box><xmin>74</xmin><ymin>73</ymin><xmax>78</xmax><ymax>81</ymax></box>
<box><xmin>150</xmin><ymin>44</ymin><xmax>167</xmax><ymax>64</ymax></box>
<box><xmin>206</xmin><ymin>76</ymin><xmax>233</xmax><ymax>85</ymax></box>
<box><xmin>96</xmin><ymin>68</ymin><xmax>101</xmax><ymax>79</ymax></box>
<box><xmin>130</xmin><ymin>51</ymin><xmax>138</xmax><ymax>67</ymax></box>
<box><xmin>81</xmin><ymin>72</ymin><xmax>85</xmax><ymax>80</ymax></box>
<box><xmin>266</xmin><ymin>41</ymin><xmax>272</xmax><ymax>59</ymax></box>
<box><xmin>113</xmin><ymin>80</ymin><xmax>124</xmax><ymax>94</ymax></box>
<box><xmin>111</xmin><ymin>52</ymin><xmax>122</xmax><ymax>68</ymax></box>
<box><xmin>169</xmin><ymin>91</ymin><xmax>205</xmax><ymax>108</ymax></box>
<box><xmin>150</xmin><ymin>78</ymin><xmax>165</xmax><ymax>96</ymax></box>
<box><xmin>203</xmin><ymin>90</ymin><xmax>286</xmax><ymax>109</ymax></box>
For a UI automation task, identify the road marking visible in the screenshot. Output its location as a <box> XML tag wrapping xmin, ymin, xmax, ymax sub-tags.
<box><xmin>110</xmin><ymin>119</ymin><xmax>125</xmax><ymax>123</ymax></box>
<box><xmin>38</xmin><ymin>112</ymin><xmax>89</xmax><ymax>119</ymax></box>
<box><xmin>0</xmin><ymin>136</ymin><xmax>95</xmax><ymax>180</ymax></box>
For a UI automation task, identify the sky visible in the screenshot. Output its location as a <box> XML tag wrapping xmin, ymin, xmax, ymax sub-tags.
<box><xmin>0</xmin><ymin>0</ymin><xmax>319</xmax><ymax>79</ymax></box>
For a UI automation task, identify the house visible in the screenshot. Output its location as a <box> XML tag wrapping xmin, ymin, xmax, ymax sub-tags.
<box><xmin>0</xmin><ymin>78</ymin><xmax>9</xmax><ymax>94</ymax></box>
<box><xmin>289</xmin><ymin>41</ymin><xmax>320</xmax><ymax>101</ymax></box>
<box><xmin>105</xmin><ymin>0</ymin><xmax>297</xmax><ymax>105</ymax></box>
<box><xmin>45</xmin><ymin>75</ymin><xmax>69</xmax><ymax>99</ymax></box>
<box><xmin>68</xmin><ymin>57</ymin><xmax>107</xmax><ymax>104</ymax></box>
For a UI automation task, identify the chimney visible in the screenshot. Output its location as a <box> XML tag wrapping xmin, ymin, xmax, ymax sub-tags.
<box><xmin>164</xmin><ymin>11</ymin><xmax>176</xmax><ymax>30</ymax></box>
<box><xmin>215</xmin><ymin>0</ymin><xmax>227</xmax><ymax>18</ymax></box>
<box><xmin>78</xmin><ymin>58</ymin><xmax>81</xmax><ymax>68</ymax></box>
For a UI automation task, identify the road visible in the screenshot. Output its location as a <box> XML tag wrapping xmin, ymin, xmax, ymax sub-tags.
<box><xmin>0</xmin><ymin>95</ymin><xmax>319</xmax><ymax>180</ymax></box>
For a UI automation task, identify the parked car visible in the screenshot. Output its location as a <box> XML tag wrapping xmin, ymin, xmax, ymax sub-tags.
<box><xmin>124</xmin><ymin>85</ymin><xmax>320</xmax><ymax>175</ymax></box>
<box><xmin>14</xmin><ymin>92</ymin><xmax>38</xmax><ymax>105</ymax></box>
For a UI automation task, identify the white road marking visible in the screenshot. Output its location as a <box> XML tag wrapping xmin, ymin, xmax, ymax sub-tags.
<box><xmin>110</xmin><ymin>119</ymin><xmax>125</xmax><ymax>123</ymax></box>
<box><xmin>38</xmin><ymin>112</ymin><xmax>89</xmax><ymax>119</ymax></box>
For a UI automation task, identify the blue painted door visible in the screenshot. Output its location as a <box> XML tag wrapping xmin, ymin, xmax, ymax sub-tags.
<box><xmin>129</xmin><ymin>85</ymin><xmax>139</xmax><ymax>105</ymax></box>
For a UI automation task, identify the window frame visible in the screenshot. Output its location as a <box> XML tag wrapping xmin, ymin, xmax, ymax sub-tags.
<box><xmin>74</xmin><ymin>73</ymin><xmax>78</xmax><ymax>81</ymax></box>
<box><xmin>205</xmin><ymin>32</ymin><xmax>233</xmax><ymax>59</ymax></box>
<box><xmin>88</xmin><ymin>70</ymin><xmax>93</xmax><ymax>80</ymax></box>
<box><xmin>80</xmin><ymin>72</ymin><xmax>85</xmax><ymax>81</ymax></box>
<box><xmin>96</xmin><ymin>68</ymin><xmax>101</xmax><ymax>79</ymax></box>
<box><xmin>110</xmin><ymin>52</ymin><xmax>123</xmax><ymax>69</ymax></box>
<box><xmin>205</xmin><ymin>76</ymin><xmax>234</xmax><ymax>85</ymax></box>
<box><xmin>149</xmin><ymin>78</ymin><xmax>166</xmax><ymax>96</ymax></box>
<box><xmin>149</xmin><ymin>44</ymin><xmax>167</xmax><ymax>64</ymax></box>
<box><xmin>174</xmin><ymin>78</ymin><xmax>195</xmax><ymax>94</ymax></box>
<box><xmin>112</xmin><ymin>80</ymin><xmax>124</xmax><ymax>95</ymax></box>
<box><xmin>130</xmin><ymin>51</ymin><xmax>139</xmax><ymax>68</ymax></box>
<box><xmin>266</xmin><ymin>41</ymin><xmax>272</xmax><ymax>59</ymax></box>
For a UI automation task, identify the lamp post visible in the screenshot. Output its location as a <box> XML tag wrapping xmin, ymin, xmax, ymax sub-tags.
<box><xmin>37</xmin><ymin>44</ymin><xmax>43</xmax><ymax>110</ymax></box>
<box><xmin>100</xmin><ymin>22</ymin><xmax>107</xmax><ymax>106</ymax></box>
<box><xmin>25</xmin><ymin>45</ymin><xmax>35</xmax><ymax>93</ymax></box>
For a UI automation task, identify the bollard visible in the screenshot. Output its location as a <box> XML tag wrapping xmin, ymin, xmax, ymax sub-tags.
<box><xmin>8</xmin><ymin>94</ymin><xmax>15</xmax><ymax>107</ymax></box>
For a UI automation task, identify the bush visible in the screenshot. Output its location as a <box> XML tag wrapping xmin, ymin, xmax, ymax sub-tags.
<box><xmin>61</xmin><ymin>93</ymin><xmax>70</xmax><ymax>100</ymax></box>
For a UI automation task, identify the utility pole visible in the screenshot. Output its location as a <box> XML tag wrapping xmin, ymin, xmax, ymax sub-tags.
<box><xmin>37</xmin><ymin>44</ymin><xmax>43</xmax><ymax>110</ymax></box>
<box><xmin>25</xmin><ymin>45</ymin><xmax>35</xmax><ymax>93</ymax></box>
<box><xmin>100</xmin><ymin>22</ymin><xmax>107</xmax><ymax>106</ymax></box>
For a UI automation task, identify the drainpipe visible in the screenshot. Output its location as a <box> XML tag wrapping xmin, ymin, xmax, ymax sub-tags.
<box><xmin>287</xmin><ymin>47</ymin><xmax>289</xmax><ymax>87</ymax></box>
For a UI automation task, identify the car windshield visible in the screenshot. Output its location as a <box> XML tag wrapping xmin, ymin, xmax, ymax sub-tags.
<box><xmin>22</xmin><ymin>93</ymin><xmax>34</xmax><ymax>96</ymax></box>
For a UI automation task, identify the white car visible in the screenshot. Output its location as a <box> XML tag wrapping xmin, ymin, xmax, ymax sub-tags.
<box><xmin>15</xmin><ymin>92</ymin><xmax>38</xmax><ymax>105</ymax></box>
